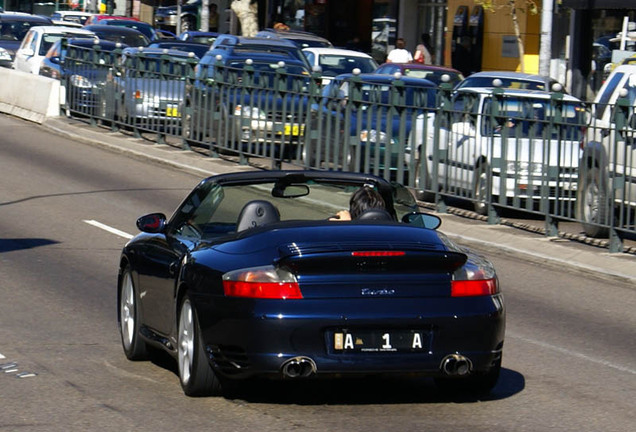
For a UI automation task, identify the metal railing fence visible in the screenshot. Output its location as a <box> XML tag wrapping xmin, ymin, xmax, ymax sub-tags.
<box><xmin>60</xmin><ymin>44</ymin><xmax>635</xmax><ymax>251</ymax></box>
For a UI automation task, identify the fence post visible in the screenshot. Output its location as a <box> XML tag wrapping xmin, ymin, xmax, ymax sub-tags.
<box><xmin>609</xmin><ymin>93</ymin><xmax>628</xmax><ymax>253</ymax></box>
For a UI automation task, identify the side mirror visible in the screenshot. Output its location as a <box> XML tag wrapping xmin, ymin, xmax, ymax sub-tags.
<box><xmin>401</xmin><ymin>212</ymin><xmax>442</xmax><ymax>230</ymax></box>
<box><xmin>21</xmin><ymin>47</ymin><xmax>35</xmax><ymax>57</ymax></box>
<box><xmin>50</xmin><ymin>56</ymin><xmax>60</xmax><ymax>65</ymax></box>
<box><xmin>136</xmin><ymin>213</ymin><xmax>167</xmax><ymax>233</ymax></box>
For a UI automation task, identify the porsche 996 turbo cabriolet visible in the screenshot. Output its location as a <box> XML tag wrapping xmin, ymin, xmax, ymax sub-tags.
<box><xmin>117</xmin><ymin>170</ymin><xmax>505</xmax><ymax>397</ymax></box>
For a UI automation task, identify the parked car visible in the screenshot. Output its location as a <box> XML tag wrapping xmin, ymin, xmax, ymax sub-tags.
<box><xmin>49</xmin><ymin>10</ymin><xmax>92</xmax><ymax>26</ymax></box>
<box><xmin>454</xmin><ymin>71</ymin><xmax>564</xmax><ymax>93</ymax></box>
<box><xmin>117</xmin><ymin>170</ymin><xmax>505</xmax><ymax>397</ymax></box>
<box><xmin>373</xmin><ymin>62</ymin><xmax>464</xmax><ymax>87</ymax></box>
<box><xmin>579</xmin><ymin>64</ymin><xmax>636</xmax><ymax>237</ymax></box>
<box><xmin>0</xmin><ymin>12</ymin><xmax>52</xmax><ymax>68</ymax></box>
<box><xmin>107</xmin><ymin>47</ymin><xmax>195</xmax><ymax>129</ymax></box>
<box><xmin>13</xmin><ymin>25</ymin><xmax>95</xmax><ymax>74</ymax></box>
<box><xmin>40</xmin><ymin>38</ymin><xmax>122</xmax><ymax>115</ymax></box>
<box><xmin>304</xmin><ymin>73</ymin><xmax>436</xmax><ymax>181</ymax></box>
<box><xmin>84</xmin><ymin>14</ymin><xmax>140</xmax><ymax>26</ymax></box>
<box><xmin>183</xmin><ymin>34</ymin><xmax>311</xmax><ymax>158</ymax></box>
<box><xmin>178</xmin><ymin>30</ymin><xmax>218</xmax><ymax>45</ymax></box>
<box><xmin>147</xmin><ymin>39</ymin><xmax>209</xmax><ymax>59</ymax></box>
<box><xmin>302</xmin><ymin>47</ymin><xmax>378</xmax><ymax>85</ymax></box>
<box><xmin>256</xmin><ymin>27</ymin><xmax>332</xmax><ymax>48</ymax></box>
<box><xmin>154</xmin><ymin>0</ymin><xmax>201</xmax><ymax>33</ymax></box>
<box><xmin>83</xmin><ymin>24</ymin><xmax>150</xmax><ymax>47</ymax></box>
<box><xmin>409</xmin><ymin>87</ymin><xmax>587</xmax><ymax>214</ymax></box>
<box><xmin>97</xmin><ymin>19</ymin><xmax>173</xmax><ymax>42</ymax></box>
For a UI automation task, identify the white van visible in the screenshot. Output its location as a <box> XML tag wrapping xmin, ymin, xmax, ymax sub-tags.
<box><xmin>12</xmin><ymin>25</ymin><xmax>94</xmax><ymax>74</ymax></box>
<box><xmin>579</xmin><ymin>64</ymin><xmax>636</xmax><ymax>237</ymax></box>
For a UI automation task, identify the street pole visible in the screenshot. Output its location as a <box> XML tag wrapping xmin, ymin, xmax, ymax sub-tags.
<box><xmin>539</xmin><ymin>0</ymin><xmax>553</xmax><ymax>77</ymax></box>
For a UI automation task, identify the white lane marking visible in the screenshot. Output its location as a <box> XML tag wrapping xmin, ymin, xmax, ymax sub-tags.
<box><xmin>0</xmin><ymin>353</ymin><xmax>5</xmax><ymax>360</ymax></box>
<box><xmin>84</xmin><ymin>220</ymin><xmax>133</xmax><ymax>239</ymax></box>
<box><xmin>509</xmin><ymin>332</ymin><xmax>636</xmax><ymax>375</ymax></box>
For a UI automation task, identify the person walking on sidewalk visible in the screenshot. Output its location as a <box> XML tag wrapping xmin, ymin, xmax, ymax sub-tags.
<box><xmin>386</xmin><ymin>38</ymin><xmax>413</xmax><ymax>63</ymax></box>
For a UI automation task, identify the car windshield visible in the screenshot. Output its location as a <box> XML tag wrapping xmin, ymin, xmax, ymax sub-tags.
<box><xmin>457</xmin><ymin>77</ymin><xmax>548</xmax><ymax>91</ymax></box>
<box><xmin>481</xmin><ymin>97</ymin><xmax>587</xmax><ymax>140</ymax></box>
<box><xmin>92</xmin><ymin>30</ymin><xmax>149</xmax><ymax>47</ymax></box>
<box><xmin>318</xmin><ymin>54</ymin><xmax>377</xmax><ymax>76</ymax></box>
<box><xmin>401</xmin><ymin>69</ymin><xmax>462</xmax><ymax>85</ymax></box>
<box><xmin>0</xmin><ymin>21</ymin><xmax>44</xmax><ymax>41</ymax></box>
<box><xmin>168</xmin><ymin>178</ymin><xmax>415</xmax><ymax>241</ymax></box>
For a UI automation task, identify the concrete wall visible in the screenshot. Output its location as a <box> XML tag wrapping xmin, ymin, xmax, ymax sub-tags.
<box><xmin>0</xmin><ymin>67</ymin><xmax>60</xmax><ymax>124</ymax></box>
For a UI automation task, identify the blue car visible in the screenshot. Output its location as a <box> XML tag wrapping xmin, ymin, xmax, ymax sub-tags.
<box><xmin>304</xmin><ymin>73</ymin><xmax>437</xmax><ymax>181</ymax></box>
<box><xmin>118</xmin><ymin>170</ymin><xmax>505</xmax><ymax>397</ymax></box>
<box><xmin>183</xmin><ymin>35</ymin><xmax>311</xmax><ymax>160</ymax></box>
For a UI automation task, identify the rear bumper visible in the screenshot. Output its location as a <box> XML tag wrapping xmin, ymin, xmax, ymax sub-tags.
<box><xmin>194</xmin><ymin>294</ymin><xmax>505</xmax><ymax>379</ymax></box>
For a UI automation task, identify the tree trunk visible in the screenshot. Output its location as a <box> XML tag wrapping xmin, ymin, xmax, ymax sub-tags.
<box><xmin>509</xmin><ymin>1</ymin><xmax>525</xmax><ymax>73</ymax></box>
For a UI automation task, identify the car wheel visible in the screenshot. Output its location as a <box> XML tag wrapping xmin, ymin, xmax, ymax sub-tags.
<box><xmin>435</xmin><ymin>357</ymin><xmax>501</xmax><ymax>396</ymax></box>
<box><xmin>178</xmin><ymin>295</ymin><xmax>222</xmax><ymax>397</ymax></box>
<box><xmin>118</xmin><ymin>266</ymin><xmax>148</xmax><ymax>360</ymax></box>
<box><xmin>580</xmin><ymin>165</ymin><xmax>611</xmax><ymax>238</ymax></box>
<box><xmin>472</xmin><ymin>162</ymin><xmax>490</xmax><ymax>215</ymax></box>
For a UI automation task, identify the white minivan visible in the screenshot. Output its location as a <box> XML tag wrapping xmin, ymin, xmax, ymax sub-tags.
<box><xmin>12</xmin><ymin>25</ymin><xmax>94</xmax><ymax>74</ymax></box>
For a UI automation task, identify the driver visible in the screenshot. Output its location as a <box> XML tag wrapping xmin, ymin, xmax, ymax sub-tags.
<box><xmin>330</xmin><ymin>187</ymin><xmax>386</xmax><ymax>221</ymax></box>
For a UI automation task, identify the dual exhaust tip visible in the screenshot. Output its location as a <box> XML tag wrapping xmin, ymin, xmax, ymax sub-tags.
<box><xmin>281</xmin><ymin>354</ymin><xmax>471</xmax><ymax>378</ymax></box>
<box><xmin>281</xmin><ymin>356</ymin><xmax>317</xmax><ymax>378</ymax></box>
<box><xmin>440</xmin><ymin>354</ymin><xmax>472</xmax><ymax>376</ymax></box>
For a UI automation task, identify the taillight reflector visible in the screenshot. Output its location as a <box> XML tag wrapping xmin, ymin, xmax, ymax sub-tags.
<box><xmin>351</xmin><ymin>251</ymin><xmax>405</xmax><ymax>257</ymax></box>
<box><xmin>223</xmin><ymin>281</ymin><xmax>303</xmax><ymax>299</ymax></box>
<box><xmin>451</xmin><ymin>278</ymin><xmax>498</xmax><ymax>297</ymax></box>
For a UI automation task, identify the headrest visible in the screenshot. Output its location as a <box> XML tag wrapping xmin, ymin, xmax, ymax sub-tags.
<box><xmin>356</xmin><ymin>208</ymin><xmax>393</xmax><ymax>221</ymax></box>
<box><xmin>236</xmin><ymin>200</ymin><xmax>280</xmax><ymax>232</ymax></box>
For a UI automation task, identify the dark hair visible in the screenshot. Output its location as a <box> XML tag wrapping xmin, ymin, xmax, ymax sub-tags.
<box><xmin>395</xmin><ymin>38</ymin><xmax>406</xmax><ymax>49</ymax></box>
<box><xmin>421</xmin><ymin>33</ymin><xmax>432</xmax><ymax>49</ymax></box>
<box><xmin>349</xmin><ymin>187</ymin><xmax>385</xmax><ymax>219</ymax></box>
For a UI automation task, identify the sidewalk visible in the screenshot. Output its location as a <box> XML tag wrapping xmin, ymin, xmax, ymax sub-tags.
<box><xmin>43</xmin><ymin>116</ymin><xmax>636</xmax><ymax>285</ymax></box>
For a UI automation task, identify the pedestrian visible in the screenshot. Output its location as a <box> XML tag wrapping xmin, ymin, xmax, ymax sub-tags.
<box><xmin>414</xmin><ymin>33</ymin><xmax>433</xmax><ymax>64</ymax></box>
<box><xmin>209</xmin><ymin>3</ymin><xmax>219</xmax><ymax>32</ymax></box>
<box><xmin>386</xmin><ymin>37</ymin><xmax>413</xmax><ymax>64</ymax></box>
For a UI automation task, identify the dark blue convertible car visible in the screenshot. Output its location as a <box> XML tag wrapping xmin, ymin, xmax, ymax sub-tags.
<box><xmin>118</xmin><ymin>170</ymin><xmax>505</xmax><ymax>397</ymax></box>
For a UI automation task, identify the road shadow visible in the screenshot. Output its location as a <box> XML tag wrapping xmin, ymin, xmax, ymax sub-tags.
<box><xmin>0</xmin><ymin>238</ymin><xmax>59</xmax><ymax>253</ymax></box>
<box><xmin>222</xmin><ymin>367</ymin><xmax>524</xmax><ymax>405</ymax></box>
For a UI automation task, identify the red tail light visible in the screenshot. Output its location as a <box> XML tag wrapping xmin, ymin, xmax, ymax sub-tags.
<box><xmin>451</xmin><ymin>278</ymin><xmax>498</xmax><ymax>297</ymax></box>
<box><xmin>351</xmin><ymin>251</ymin><xmax>405</xmax><ymax>257</ymax></box>
<box><xmin>222</xmin><ymin>266</ymin><xmax>302</xmax><ymax>299</ymax></box>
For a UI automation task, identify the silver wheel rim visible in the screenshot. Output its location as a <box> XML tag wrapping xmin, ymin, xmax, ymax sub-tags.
<box><xmin>120</xmin><ymin>272</ymin><xmax>135</xmax><ymax>351</ymax></box>
<box><xmin>584</xmin><ymin>179</ymin><xmax>600</xmax><ymax>223</ymax></box>
<box><xmin>178</xmin><ymin>299</ymin><xmax>194</xmax><ymax>385</ymax></box>
<box><xmin>474</xmin><ymin>169</ymin><xmax>488</xmax><ymax>212</ymax></box>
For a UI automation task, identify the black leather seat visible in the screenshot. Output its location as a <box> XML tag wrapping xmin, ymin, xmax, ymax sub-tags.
<box><xmin>356</xmin><ymin>208</ymin><xmax>394</xmax><ymax>221</ymax></box>
<box><xmin>236</xmin><ymin>200</ymin><xmax>280</xmax><ymax>232</ymax></box>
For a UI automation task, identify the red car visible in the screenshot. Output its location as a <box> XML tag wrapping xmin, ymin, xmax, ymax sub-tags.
<box><xmin>84</xmin><ymin>14</ymin><xmax>140</xmax><ymax>26</ymax></box>
<box><xmin>373</xmin><ymin>63</ymin><xmax>464</xmax><ymax>87</ymax></box>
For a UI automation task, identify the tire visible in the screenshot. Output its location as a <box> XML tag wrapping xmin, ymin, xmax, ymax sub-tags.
<box><xmin>435</xmin><ymin>357</ymin><xmax>502</xmax><ymax>396</ymax></box>
<box><xmin>178</xmin><ymin>295</ymin><xmax>222</xmax><ymax>397</ymax></box>
<box><xmin>472</xmin><ymin>162</ymin><xmax>490</xmax><ymax>215</ymax></box>
<box><xmin>580</xmin><ymin>165</ymin><xmax>611</xmax><ymax>238</ymax></box>
<box><xmin>118</xmin><ymin>266</ymin><xmax>148</xmax><ymax>361</ymax></box>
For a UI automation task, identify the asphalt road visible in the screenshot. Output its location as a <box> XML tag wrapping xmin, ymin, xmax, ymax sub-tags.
<box><xmin>1</xmin><ymin>114</ymin><xmax>635</xmax><ymax>431</ymax></box>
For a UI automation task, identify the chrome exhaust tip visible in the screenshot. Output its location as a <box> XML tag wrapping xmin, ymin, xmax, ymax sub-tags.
<box><xmin>281</xmin><ymin>356</ymin><xmax>317</xmax><ymax>378</ymax></box>
<box><xmin>440</xmin><ymin>354</ymin><xmax>473</xmax><ymax>376</ymax></box>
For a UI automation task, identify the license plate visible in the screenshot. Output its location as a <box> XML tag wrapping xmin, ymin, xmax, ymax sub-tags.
<box><xmin>333</xmin><ymin>330</ymin><xmax>427</xmax><ymax>352</ymax></box>
<box><xmin>166</xmin><ymin>105</ymin><xmax>179</xmax><ymax>117</ymax></box>
<box><xmin>283</xmin><ymin>124</ymin><xmax>304</xmax><ymax>136</ymax></box>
